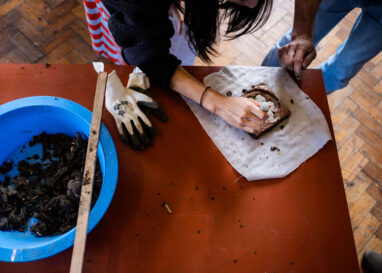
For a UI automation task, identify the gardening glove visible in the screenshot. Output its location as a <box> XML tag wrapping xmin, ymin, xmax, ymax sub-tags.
<box><xmin>105</xmin><ymin>70</ymin><xmax>167</xmax><ymax>150</ymax></box>
<box><xmin>127</xmin><ymin>67</ymin><xmax>150</xmax><ymax>91</ymax></box>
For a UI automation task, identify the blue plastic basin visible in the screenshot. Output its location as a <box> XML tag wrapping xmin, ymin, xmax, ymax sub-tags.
<box><xmin>0</xmin><ymin>96</ymin><xmax>118</xmax><ymax>262</ymax></box>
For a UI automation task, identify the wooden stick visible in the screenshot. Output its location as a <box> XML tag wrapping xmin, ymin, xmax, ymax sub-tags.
<box><xmin>69</xmin><ymin>72</ymin><xmax>108</xmax><ymax>273</ymax></box>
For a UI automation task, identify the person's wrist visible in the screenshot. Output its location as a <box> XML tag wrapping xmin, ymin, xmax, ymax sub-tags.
<box><xmin>201</xmin><ymin>89</ymin><xmax>223</xmax><ymax>114</ymax></box>
<box><xmin>291</xmin><ymin>32</ymin><xmax>313</xmax><ymax>42</ymax></box>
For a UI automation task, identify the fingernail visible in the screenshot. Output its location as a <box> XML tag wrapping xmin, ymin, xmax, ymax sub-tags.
<box><xmin>296</xmin><ymin>73</ymin><xmax>301</xmax><ymax>80</ymax></box>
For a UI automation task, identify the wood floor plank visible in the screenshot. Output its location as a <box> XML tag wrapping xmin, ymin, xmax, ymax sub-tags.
<box><xmin>334</xmin><ymin>115</ymin><xmax>361</xmax><ymax>149</ymax></box>
<box><xmin>70</xmin><ymin>19</ymin><xmax>92</xmax><ymax>45</ymax></box>
<box><xmin>45</xmin><ymin>0</ymin><xmax>78</xmax><ymax>23</ymax></box>
<box><xmin>338</xmin><ymin>132</ymin><xmax>364</xmax><ymax>163</ymax></box>
<box><xmin>366</xmin><ymin>182</ymin><xmax>382</xmax><ymax>202</ymax></box>
<box><xmin>376</xmin><ymin>82</ymin><xmax>382</xmax><ymax>95</ymax></box>
<box><xmin>350</xmin><ymin>80</ymin><xmax>382</xmax><ymax>121</ymax></box>
<box><xmin>0</xmin><ymin>30</ymin><xmax>14</xmax><ymax>57</ymax></box>
<box><xmin>328</xmin><ymin>85</ymin><xmax>354</xmax><ymax>111</ymax></box>
<box><xmin>8</xmin><ymin>31</ymin><xmax>45</xmax><ymax>62</ymax></box>
<box><xmin>0</xmin><ymin>48</ymin><xmax>29</xmax><ymax>63</ymax></box>
<box><xmin>359</xmin><ymin>143</ymin><xmax>382</xmax><ymax>171</ymax></box>
<box><xmin>43</xmin><ymin>11</ymin><xmax>76</xmax><ymax>37</ymax></box>
<box><xmin>67</xmin><ymin>35</ymin><xmax>99</xmax><ymax>61</ymax></box>
<box><xmin>356</xmin><ymin>125</ymin><xmax>382</xmax><ymax>152</ymax></box>
<box><xmin>341</xmin><ymin>151</ymin><xmax>368</xmax><ymax>187</ymax></box>
<box><xmin>363</xmin><ymin>162</ymin><xmax>382</xmax><ymax>188</ymax></box>
<box><xmin>371</xmin><ymin>64</ymin><xmax>382</xmax><ymax>81</ymax></box>
<box><xmin>350</xmin><ymin>192</ymin><xmax>376</xmax><ymax>230</ymax></box>
<box><xmin>45</xmin><ymin>40</ymin><xmax>73</xmax><ymax>63</ymax></box>
<box><xmin>17</xmin><ymin>2</ymin><xmax>48</xmax><ymax>31</ymax></box>
<box><xmin>42</xmin><ymin>27</ymin><xmax>75</xmax><ymax>53</ymax></box>
<box><xmin>331</xmin><ymin>97</ymin><xmax>358</xmax><ymax>132</ymax></box>
<box><xmin>376</xmin><ymin>224</ymin><xmax>382</xmax><ymax>241</ymax></box>
<box><xmin>71</xmin><ymin>3</ymin><xmax>85</xmax><ymax>19</ymax></box>
<box><xmin>0</xmin><ymin>0</ymin><xmax>23</xmax><ymax>16</ymax></box>
<box><xmin>345</xmin><ymin>172</ymin><xmax>373</xmax><ymax>209</ymax></box>
<box><xmin>358</xmin><ymin>69</ymin><xmax>379</xmax><ymax>89</ymax></box>
<box><xmin>371</xmin><ymin>202</ymin><xmax>382</xmax><ymax>223</ymax></box>
<box><xmin>15</xmin><ymin>16</ymin><xmax>47</xmax><ymax>47</ymax></box>
<box><xmin>352</xmin><ymin>107</ymin><xmax>382</xmax><ymax>137</ymax></box>
<box><xmin>45</xmin><ymin>0</ymin><xmax>66</xmax><ymax>9</ymax></box>
<box><xmin>24</xmin><ymin>0</ymin><xmax>50</xmax><ymax>17</ymax></box>
<box><xmin>353</xmin><ymin>213</ymin><xmax>380</xmax><ymax>253</ymax></box>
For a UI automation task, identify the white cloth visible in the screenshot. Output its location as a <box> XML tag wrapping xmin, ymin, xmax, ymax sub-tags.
<box><xmin>182</xmin><ymin>66</ymin><xmax>332</xmax><ymax>181</ymax></box>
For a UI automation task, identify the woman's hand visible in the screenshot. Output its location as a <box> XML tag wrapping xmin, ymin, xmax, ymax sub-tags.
<box><xmin>202</xmin><ymin>89</ymin><xmax>267</xmax><ymax>134</ymax></box>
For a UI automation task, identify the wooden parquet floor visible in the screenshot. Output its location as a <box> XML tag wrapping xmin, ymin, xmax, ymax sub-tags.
<box><xmin>1</xmin><ymin>0</ymin><xmax>382</xmax><ymax>265</ymax></box>
<box><xmin>0</xmin><ymin>0</ymin><xmax>110</xmax><ymax>64</ymax></box>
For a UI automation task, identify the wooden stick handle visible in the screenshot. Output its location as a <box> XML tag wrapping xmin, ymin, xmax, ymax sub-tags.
<box><xmin>69</xmin><ymin>72</ymin><xmax>108</xmax><ymax>273</ymax></box>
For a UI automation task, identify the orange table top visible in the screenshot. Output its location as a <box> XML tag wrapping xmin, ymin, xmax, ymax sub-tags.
<box><xmin>0</xmin><ymin>64</ymin><xmax>359</xmax><ymax>273</ymax></box>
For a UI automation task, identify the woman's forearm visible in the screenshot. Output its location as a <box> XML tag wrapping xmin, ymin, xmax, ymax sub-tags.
<box><xmin>168</xmin><ymin>66</ymin><xmax>223</xmax><ymax>114</ymax></box>
<box><xmin>168</xmin><ymin>66</ymin><xmax>267</xmax><ymax>134</ymax></box>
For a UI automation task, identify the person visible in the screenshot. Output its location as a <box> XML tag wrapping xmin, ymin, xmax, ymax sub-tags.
<box><xmin>262</xmin><ymin>0</ymin><xmax>382</xmax><ymax>93</ymax></box>
<box><xmin>83</xmin><ymin>0</ymin><xmax>322</xmax><ymax>149</ymax></box>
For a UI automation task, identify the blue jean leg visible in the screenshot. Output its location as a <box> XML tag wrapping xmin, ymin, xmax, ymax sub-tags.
<box><xmin>317</xmin><ymin>1</ymin><xmax>382</xmax><ymax>93</ymax></box>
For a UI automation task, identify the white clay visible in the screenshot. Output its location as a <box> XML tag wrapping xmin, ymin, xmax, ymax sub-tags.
<box><xmin>255</xmin><ymin>95</ymin><xmax>276</xmax><ymax>122</ymax></box>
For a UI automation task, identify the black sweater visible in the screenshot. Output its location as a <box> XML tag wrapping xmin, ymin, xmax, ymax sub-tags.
<box><xmin>102</xmin><ymin>0</ymin><xmax>182</xmax><ymax>88</ymax></box>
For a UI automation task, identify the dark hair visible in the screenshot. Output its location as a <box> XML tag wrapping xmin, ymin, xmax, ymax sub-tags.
<box><xmin>177</xmin><ymin>0</ymin><xmax>272</xmax><ymax>62</ymax></box>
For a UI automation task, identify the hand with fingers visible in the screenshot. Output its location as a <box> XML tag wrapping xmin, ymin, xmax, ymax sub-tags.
<box><xmin>202</xmin><ymin>90</ymin><xmax>268</xmax><ymax>134</ymax></box>
<box><xmin>278</xmin><ymin>35</ymin><xmax>317</xmax><ymax>80</ymax></box>
<box><xmin>105</xmin><ymin>70</ymin><xmax>167</xmax><ymax>150</ymax></box>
